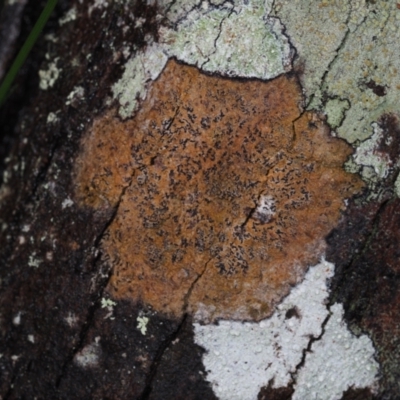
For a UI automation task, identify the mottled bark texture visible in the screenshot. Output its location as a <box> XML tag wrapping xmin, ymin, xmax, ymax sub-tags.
<box><xmin>0</xmin><ymin>1</ymin><xmax>399</xmax><ymax>399</ymax></box>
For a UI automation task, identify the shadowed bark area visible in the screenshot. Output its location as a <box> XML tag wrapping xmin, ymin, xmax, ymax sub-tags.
<box><xmin>0</xmin><ymin>1</ymin><xmax>400</xmax><ymax>399</ymax></box>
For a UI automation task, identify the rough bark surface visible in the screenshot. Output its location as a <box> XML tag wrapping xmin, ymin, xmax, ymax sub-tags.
<box><xmin>0</xmin><ymin>1</ymin><xmax>399</xmax><ymax>399</ymax></box>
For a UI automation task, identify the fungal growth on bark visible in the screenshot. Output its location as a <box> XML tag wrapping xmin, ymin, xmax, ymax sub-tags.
<box><xmin>75</xmin><ymin>60</ymin><xmax>362</xmax><ymax>322</ymax></box>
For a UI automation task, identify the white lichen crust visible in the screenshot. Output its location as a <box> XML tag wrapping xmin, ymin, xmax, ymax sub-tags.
<box><xmin>193</xmin><ymin>260</ymin><xmax>378</xmax><ymax>400</ymax></box>
<box><xmin>293</xmin><ymin>303</ymin><xmax>379</xmax><ymax>400</ymax></box>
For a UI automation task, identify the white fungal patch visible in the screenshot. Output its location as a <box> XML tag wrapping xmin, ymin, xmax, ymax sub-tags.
<box><xmin>22</xmin><ymin>224</ymin><xmax>30</xmax><ymax>232</ymax></box>
<box><xmin>59</xmin><ymin>7</ymin><xmax>77</xmax><ymax>26</ymax></box>
<box><xmin>47</xmin><ymin>112</ymin><xmax>59</xmax><ymax>124</ymax></box>
<box><xmin>66</xmin><ymin>86</ymin><xmax>85</xmax><ymax>106</ymax></box>
<box><xmin>193</xmin><ymin>260</ymin><xmax>378</xmax><ymax>400</ymax></box>
<box><xmin>74</xmin><ymin>342</ymin><xmax>100</xmax><ymax>368</ymax></box>
<box><xmin>39</xmin><ymin>59</ymin><xmax>61</xmax><ymax>90</ymax></box>
<box><xmin>61</xmin><ymin>197</ymin><xmax>74</xmax><ymax>209</ymax></box>
<box><xmin>65</xmin><ymin>312</ymin><xmax>79</xmax><ymax>327</ymax></box>
<box><xmin>11</xmin><ymin>355</ymin><xmax>20</xmax><ymax>362</ymax></box>
<box><xmin>88</xmin><ymin>0</ymin><xmax>108</xmax><ymax>15</ymax></box>
<box><xmin>254</xmin><ymin>195</ymin><xmax>275</xmax><ymax>223</ymax></box>
<box><xmin>293</xmin><ymin>303</ymin><xmax>379</xmax><ymax>399</ymax></box>
<box><xmin>353</xmin><ymin>122</ymin><xmax>392</xmax><ymax>179</ymax></box>
<box><xmin>12</xmin><ymin>312</ymin><xmax>21</xmax><ymax>326</ymax></box>
<box><xmin>28</xmin><ymin>253</ymin><xmax>41</xmax><ymax>268</ymax></box>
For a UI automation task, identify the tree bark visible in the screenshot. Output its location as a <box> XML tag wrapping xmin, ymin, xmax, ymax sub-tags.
<box><xmin>1</xmin><ymin>1</ymin><xmax>400</xmax><ymax>399</ymax></box>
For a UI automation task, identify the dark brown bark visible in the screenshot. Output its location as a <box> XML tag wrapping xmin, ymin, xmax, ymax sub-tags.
<box><xmin>0</xmin><ymin>1</ymin><xmax>400</xmax><ymax>399</ymax></box>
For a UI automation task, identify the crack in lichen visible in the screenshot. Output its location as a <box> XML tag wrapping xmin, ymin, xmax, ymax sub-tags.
<box><xmin>201</xmin><ymin>7</ymin><xmax>234</xmax><ymax>71</ymax></box>
<box><xmin>290</xmin><ymin>305</ymin><xmax>332</xmax><ymax>384</ymax></box>
<box><xmin>307</xmin><ymin>6</ymin><xmax>368</xmax><ymax>119</ymax></box>
<box><xmin>169</xmin><ymin>0</ymin><xmax>202</xmax><ymax>28</ymax></box>
<box><xmin>3</xmin><ymin>360</ymin><xmax>22</xmax><ymax>400</ymax></box>
<box><xmin>307</xmin><ymin>29</ymin><xmax>350</xmax><ymax>110</ymax></box>
<box><xmin>183</xmin><ymin>256</ymin><xmax>214</xmax><ymax>312</ymax></box>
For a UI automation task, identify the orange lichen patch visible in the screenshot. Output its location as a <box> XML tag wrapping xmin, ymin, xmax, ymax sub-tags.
<box><xmin>74</xmin><ymin>112</ymin><xmax>134</xmax><ymax>208</ymax></box>
<box><xmin>75</xmin><ymin>60</ymin><xmax>362</xmax><ymax>322</ymax></box>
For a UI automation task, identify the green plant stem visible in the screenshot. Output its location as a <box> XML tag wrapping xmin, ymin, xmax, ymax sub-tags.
<box><xmin>0</xmin><ymin>0</ymin><xmax>58</xmax><ymax>106</ymax></box>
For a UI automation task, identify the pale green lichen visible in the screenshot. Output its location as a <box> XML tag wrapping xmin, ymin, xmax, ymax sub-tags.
<box><xmin>113</xmin><ymin>0</ymin><xmax>294</xmax><ymax>118</ymax></box>
<box><xmin>160</xmin><ymin>0</ymin><xmax>292</xmax><ymax>79</ymax></box>
<box><xmin>162</xmin><ymin>0</ymin><xmax>201</xmax><ymax>24</ymax></box>
<box><xmin>101</xmin><ymin>298</ymin><xmax>116</xmax><ymax>309</ymax></box>
<box><xmin>101</xmin><ymin>297</ymin><xmax>117</xmax><ymax>320</ymax></box>
<box><xmin>137</xmin><ymin>316</ymin><xmax>149</xmax><ymax>335</ymax></box>
<box><xmin>324</xmin><ymin>98</ymin><xmax>350</xmax><ymax>129</ymax></box>
<box><xmin>273</xmin><ymin>0</ymin><xmax>400</xmax><ymax>144</ymax></box>
<box><xmin>111</xmin><ymin>43</ymin><xmax>168</xmax><ymax>119</ymax></box>
<box><xmin>272</xmin><ymin>0</ymin><xmax>351</xmax><ymax>103</ymax></box>
<box><xmin>39</xmin><ymin>58</ymin><xmax>61</xmax><ymax>90</ymax></box>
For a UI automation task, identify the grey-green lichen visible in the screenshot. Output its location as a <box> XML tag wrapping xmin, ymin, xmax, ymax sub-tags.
<box><xmin>113</xmin><ymin>0</ymin><xmax>400</xmax><ymax>196</ymax></box>
<box><xmin>394</xmin><ymin>174</ymin><xmax>400</xmax><ymax>198</ymax></box>
<box><xmin>272</xmin><ymin>0</ymin><xmax>400</xmax><ymax>145</ymax></box>
<box><xmin>111</xmin><ymin>43</ymin><xmax>168</xmax><ymax>119</ymax></box>
<box><xmin>271</xmin><ymin>0</ymin><xmax>400</xmax><ymax>197</ymax></box>
<box><xmin>112</xmin><ymin>0</ymin><xmax>294</xmax><ymax>118</ymax></box>
<box><xmin>160</xmin><ymin>0</ymin><xmax>293</xmax><ymax>79</ymax></box>
<box><xmin>353</xmin><ymin>122</ymin><xmax>392</xmax><ymax>180</ymax></box>
<box><xmin>136</xmin><ymin>316</ymin><xmax>149</xmax><ymax>335</ymax></box>
<box><xmin>324</xmin><ymin>98</ymin><xmax>350</xmax><ymax>130</ymax></box>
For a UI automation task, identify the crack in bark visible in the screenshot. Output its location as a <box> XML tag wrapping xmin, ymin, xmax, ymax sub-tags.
<box><xmin>3</xmin><ymin>361</ymin><xmax>21</xmax><ymax>400</ymax></box>
<box><xmin>137</xmin><ymin>253</ymin><xmax>215</xmax><ymax>399</ymax></box>
<box><xmin>138</xmin><ymin>314</ymin><xmax>188</xmax><ymax>400</ymax></box>
<box><xmin>330</xmin><ymin>197</ymin><xmax>392</xmax><ymax>306</ymax></box>
<box><xmin>55</xmin><ymin>166</ymin><xmax>136</xmax><ymax>389</ymax></box>
<box><xmin>56</xmin><ymin>99</ymin><xmax>191</xmax><ymax>389</ymax></box>
<box><xmin>136</xmin><ymin>256</ymin><xmax>214</xmax><ymax>399</ymax></box>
